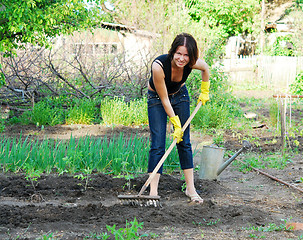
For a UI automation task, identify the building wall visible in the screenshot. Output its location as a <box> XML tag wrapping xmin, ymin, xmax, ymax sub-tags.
<box><xmin>54</xmin><ymin>27</ymin><xmax>155</xmax><ymax>65</ymax></box>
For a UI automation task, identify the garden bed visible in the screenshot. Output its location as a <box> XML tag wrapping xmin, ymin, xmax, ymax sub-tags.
<box><xmin>0</xmin><ymin>123</ymin><xmax>302</xmax><ymax>239</ymax></box>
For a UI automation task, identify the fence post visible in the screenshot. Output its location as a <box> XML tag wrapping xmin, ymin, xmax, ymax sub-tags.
<box><xmin>279</xmin><ymin>98</ymin><xmax>286</xmax><ymax>154</ymax></box>
<box><xmin>273</xmin><ymin>94</ymin><xmax>303</xmax><ymax>155</ymax></box>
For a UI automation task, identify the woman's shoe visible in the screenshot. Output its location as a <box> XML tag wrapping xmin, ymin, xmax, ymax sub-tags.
<box><xmin>185</xmin><ymin>189</ymin><xmax>204</xmax><ymax>204</ymax></box>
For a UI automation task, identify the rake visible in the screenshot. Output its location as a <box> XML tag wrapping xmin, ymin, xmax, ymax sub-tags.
<box><xmin>118</xmin><ymin>101</ymin><xmax>202</xmax><ymax>207</ymax></box>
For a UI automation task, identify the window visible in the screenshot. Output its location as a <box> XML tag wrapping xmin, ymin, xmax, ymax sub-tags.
<box><xmin>73</xmin><ymin>43</ymin><xmax>118</xmax><ymax>55</ymax></box>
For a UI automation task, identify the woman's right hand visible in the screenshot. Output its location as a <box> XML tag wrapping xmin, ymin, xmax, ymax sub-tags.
<box><xmin>169</xmin><ymin>115</ymin><xmax>183</xmax><ymax>143</ymax></box>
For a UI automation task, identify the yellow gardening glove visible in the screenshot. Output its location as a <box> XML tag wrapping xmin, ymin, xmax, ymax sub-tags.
<box><xmin>198</xmin><ymin>81</ymin><xmax>210</xmax><ymax>105</ymax></box>
<box><xmin>169</xmin><ymin>115</ymin><xmax>183</xmax><ymax>143</ymax></box>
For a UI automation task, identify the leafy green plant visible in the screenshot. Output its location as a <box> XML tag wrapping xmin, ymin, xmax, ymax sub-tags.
<box><xmin>191</xmin><ymin>102</ymin><xmax>232</xmax><ymax>130</ymax></box>
<box><xmin>84</xmin><ymin>232</ymin><xmax>110</xmax><ymax>240</ymax></box>
<box><xmin>0</xmin><ymin>0</ymin><xmax>109</xmax><ymax>54</ymax></box>
<box><xmin>290</xmin><ymin>71</ymin><xmax>303</xmax><ymax>95</ymax></box>
<box><xmin>101</xmin><ymin>97</ymin><xmax>148</xmax><ymax>126</ymax></box>
<box><xmin>245</xmin><ymin>220</ymin><xmax>290</xmax><ymax>232</ymax></box>
<box><xmin>66</xmin><ymin>98</ymin><xmax>97</xmax><ymax>125</ymax></box>
<box><xmin>213</xmin><ymin>131</ymin><xmax>224</xmax><ymax>147</ymax></box>
<box><xmin>270</xmin><ymin>35</ymin><xmax>295</xmax><ymax>56</ymax></box>
<box><xmin>37</xmin><ymin>232</ymin><xmax>57</xmax><ymax>240</ymax></box>
<box><xmin>185</xmin><ymin>0</ymin><xmax>260</xmax><ymax>38</ymax></box>
<box><xmin>248</xmin><ymin>233</ymin><xmax>265</xmax><ymax>239</ymax></box>
<box><xmin>0</xmin><ymin>118</ymin><xmax>5</xmax><ymax>133</ymax></box>
<box><xmin>84</xmin><ymin>218</ymin><xmax>157</xmax><ymax>240</ymax></box>
<box><xmin>19</xmin><ymin>101</ymin><xmax>64</xmax><ymax>126</ymax></box>
<box><xmin>106</xmin><ymin>218</ymin><xmax>144</xmax><ymax>240</ymax></box>
<box><xmin>188</xmin><ymin>67</ymin><xmax>242</xmax><ymax>131</ymax></box>
<box><xmin>24</xmin><ymin>169</ymin><xmax>42</xmax><ymax>190</ymax></box>
<box><xmin>233</xmin><ymin>152</ymin><xmax>289</xmax><ymax>173</ymax></box>
<box><xmin>74</xmin><ymin>167</ymin><xmax>93</xmax><ymax>191</ymax></box>
<box><xmin>269</xmin><ymin>100</ymin><xmax>279</xmax><ymax>127</ymax></box>
<box><xmin>203</xmin><ymin>218</ymin><xmax>221</xmax><ymax>226</ymax></box>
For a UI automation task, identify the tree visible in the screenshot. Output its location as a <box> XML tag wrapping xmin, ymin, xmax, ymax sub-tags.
<box><xmin>0</xmin><ymin>0</ymin><xmax>113</xmax><ymax>86</ymax></box>
<box><xmin>0</xmin><ymin>0</ymin><xmax>113</xmax><ymax>54</ymax></box>
<box><xmin>184</xmin><ymin>0</ymin><xmax>260</xmax><ymax>38</ymax></box>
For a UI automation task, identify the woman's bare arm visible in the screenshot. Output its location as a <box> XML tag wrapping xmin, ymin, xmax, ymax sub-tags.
<box><xmin>152</xmin><ymin>62</ymin><xmax>175</xmax><ymax>118</ymax></box>
<box><xmin>192</xmin><ymin>58</ymin><xmax>210</xmax><ymax>82</ymax></box>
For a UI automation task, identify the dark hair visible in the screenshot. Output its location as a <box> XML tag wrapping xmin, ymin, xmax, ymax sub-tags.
<box><xmin>168</xmin><ymin>33</ymin><xmax>198</xmax><ymax>67</ymax></box>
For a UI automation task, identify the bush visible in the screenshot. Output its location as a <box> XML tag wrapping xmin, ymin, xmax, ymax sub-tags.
<box><xmin>19</xmin><ymin>101</ymin><xmax>65</xmax><ymax>126</ymax></box>
<box><xmin>191</xmin><ymin>102</ymin><xmax>233</xmax><ymax>129</ymax></box>
<box><xmin>0</xmin><ymin>119</ymin><xmax>5</xmax><ymax>132</ymax></box>
<box><xmin>266</xmin><ymin>35</ymin><xmax>295</xmax><ymax>56</ymax></box>
<box><xmin>65</xmin><ymin>98</ymin><xmax>98</xmax><ymax>125</ymax></box>
<box><xmin>188</xmin><ymin>66</ymin><xmax>242</xmax><ymax>130</ymax></box>
<box><xmin>290</xmin><ymin>71</ymin><xmax>303</xmax><ymax>95</ymax></box>
<box><xmin>101</xmin><ymin>97</ymin><xmax>148</xmax><ymax>126</ymax></box>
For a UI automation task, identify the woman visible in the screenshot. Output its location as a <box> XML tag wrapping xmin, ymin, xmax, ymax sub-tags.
<box><xmin>147</xmin><ymin>33</ymin><xmax>210</xmax><ymax>204</ymax></box>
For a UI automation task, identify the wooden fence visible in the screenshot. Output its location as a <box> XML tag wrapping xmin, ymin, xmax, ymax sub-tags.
<box><xmin>223</xmin><ymin>56</ymin><xmax>303</xmax><ymax>93</ymax></box>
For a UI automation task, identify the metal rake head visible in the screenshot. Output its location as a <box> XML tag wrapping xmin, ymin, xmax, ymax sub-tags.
<box><xmin>118</xmin><ymin>194</ymin><xmax>161</xmax><ymax>207</ymax></box>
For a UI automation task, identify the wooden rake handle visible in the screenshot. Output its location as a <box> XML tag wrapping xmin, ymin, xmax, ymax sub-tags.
<box><xmin>138</xmin><ymin>101</ymin><xmax>203</xmax><ymax>196</ymax></box>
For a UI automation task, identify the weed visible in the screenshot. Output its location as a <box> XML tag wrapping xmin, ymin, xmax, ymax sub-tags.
<box><xmin>192</xmin><ymin>221</ymin><xmax>203</xmax><ymax>226</ymax></box>
<box><xmin>233</xmin><ymin>152</ymin><xmax>289</xmax><ymax>173</ymax></box>
<box><xmin>290</xmin><ymin>71</ymin><xmax>303</xmax><ymax>95</ymax></box>
<box><xmin>248</xmin><ymin>233</ymin><xmax>265</xmax><ymax>238</ymax></box>
<box><xmin>37</xmin><ymin>232</ymin><xmax>57</xmax><ymax>240</ymax></box>
<box><xmin>244</xmin><ymin>219</ymin><xmax>291</xmax><ymax>233</ymax></box>
<box><xmin>0</xmin><ymin>118</ymin><xmax>5</xmax><ymax>132</ymax></box>
<box><xmin>84</xmin><ymin>232</ymin><xmax>110</xmax><ymax>239</ymax></box>
<box><xmin>21</xmin><ymin>101</ymin><xmax>64</xmax><ymax>126</ymax></box>
<box><xmin>84</xmin><ymin>218</ymin><xmax>154</xmax><ymax>239</ymax></box>
<box><xmin>66</xmin><ymin>98</ymin><xmax>97</xmax><ymax>124</ymax></box>
<box><xmin>25</xmin><ymin>169</ymin><xmax>42</xmax><ymax>190</ymax></box>
<box><xmin>73</xmin><ymin>167</ymin><xmax>92</xmax><ymax>191</ymax></box>
<box><xmin>106</xmin><ymin>217</ymin><xmax>144</xmax><ymax>240</ymax></box>
<box><xmin>213</xmin><ymin>131</ymin><xmax>224</xmax><ymax>147</ymax></box>
<box><xmin>101</xmin><ymin>97</ymin><xmax>148</xmax><ymax>126</ymax></box>
<box><xmin>114</xmin><ymin>173</ymin><xmax>135</xmax><ymax>191</ymax></box>
<box><xmin>203</xmin><ymin>218</ymin><xmax>221</xmax><ymax>226</ymax></box>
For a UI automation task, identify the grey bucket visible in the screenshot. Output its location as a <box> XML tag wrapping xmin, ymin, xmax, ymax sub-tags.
<box><xmin>199</xmin><ymin>145</ymin><xmax>225</xmax><ymax>180</ymax></box>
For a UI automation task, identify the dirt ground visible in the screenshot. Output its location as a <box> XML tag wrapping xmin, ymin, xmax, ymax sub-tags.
<box><xmin>0</xmin><ymin>94</ymin><xmax>303</xmax><ymax>239</ymax></box>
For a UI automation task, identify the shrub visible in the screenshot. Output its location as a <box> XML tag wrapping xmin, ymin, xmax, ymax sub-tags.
<box><xmin>191</xmin><ymin>102</ymin><xmax>232</xmax><ymax>129</ymax></box>
<box><xmin>188</xmin><ymin>66</ymin><xmax>242</xmax><ymax>130</ymax></box>
<box><xmin>101</xmin><ymin>97</ymin><xmax>148</xmax><ymax>126</ymax></box>
<box><xmin>65</xmin><ymin>98</ymin><xmax>97</xmax><ymax>125</ymax></box>
<box><xmin>290</xmin><ymin>71</ymin><xmax>303</xmax><ymax>95</ymax></box>
<box><xmin>19</xmin><ymin>101</ymin><xmax>64</xmax><ymax>126</ymax></box>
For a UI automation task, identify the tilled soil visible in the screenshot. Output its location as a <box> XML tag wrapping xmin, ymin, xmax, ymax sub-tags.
<box><xmin>0</xmin><ymin>161</ymin><xmax>302</xmax><ymax>240</ymax></box>
<box><xmin>0</xmin><ymin>122</ymin><xmax>303</xmax><ymax>239</ymax></box>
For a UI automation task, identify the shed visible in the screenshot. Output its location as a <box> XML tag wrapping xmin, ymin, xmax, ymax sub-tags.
<box><xmin>55</xmin><ymin>22</ymin><xmax>158</xmax><ymax>65</ymax></box>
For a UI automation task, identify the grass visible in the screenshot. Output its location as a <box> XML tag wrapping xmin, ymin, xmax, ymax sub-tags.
<box><xmin>233</xmin><ymin>152</ymin><xmax>291</xmax><ymax>173</ymax></box>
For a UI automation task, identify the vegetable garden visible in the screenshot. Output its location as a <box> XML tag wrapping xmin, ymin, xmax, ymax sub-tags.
<box><xmin>1</xmin><ymin>0</ymin><xmax>303</xmax><ymax>239</ymax></box>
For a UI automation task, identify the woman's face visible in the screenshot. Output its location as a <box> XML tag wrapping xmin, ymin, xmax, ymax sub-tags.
<box><xmin>172</xmin><ymin>46</ymin><xmax>189</xmax><ymax>68</ymax></box>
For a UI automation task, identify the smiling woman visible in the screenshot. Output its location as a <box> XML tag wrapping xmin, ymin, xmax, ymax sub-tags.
<box><xmin>146</xmin><ymin>33</ymin><xmax>210</xmax><ymax>204</ymax></box>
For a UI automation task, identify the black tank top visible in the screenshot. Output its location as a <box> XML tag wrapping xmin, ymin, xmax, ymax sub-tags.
<box><xmin>149</xmin><ymin>54</ymin><xmax>192</xmax><ymax>94</ymax></box>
